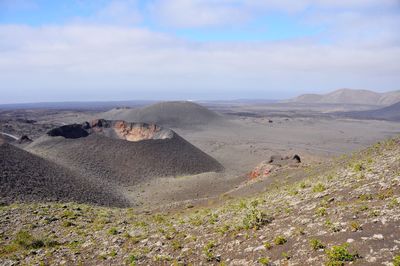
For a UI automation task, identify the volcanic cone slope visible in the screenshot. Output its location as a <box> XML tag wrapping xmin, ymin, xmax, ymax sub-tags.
<box><xmin>27</xmin><ymin>119</ymin><xmax>223</xmax><ymax>186</ymax></box>
<box><xmin>0</xmin><ymin>140</ymin><xmax>129</xmax><ymax>207</ymax></box>
<box><xmin>103</xmin><ymin>101</ymin><xmax>223</xmax><ymax>128</ymax></box>
<box><xmin>341</xmin><ymin>101</ymin><xmax>400</xmax><ymax>121</ymax></box>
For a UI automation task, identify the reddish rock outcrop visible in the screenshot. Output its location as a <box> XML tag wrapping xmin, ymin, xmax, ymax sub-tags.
<box><xmin>248</xmin><ymin>154</ymin><xmax>301</xmax><ymax>179</ymax></box>
<box><xmin>48</xmin><ymin>119</ymin><xmax>173</xmax><ymax>142</ymax></box>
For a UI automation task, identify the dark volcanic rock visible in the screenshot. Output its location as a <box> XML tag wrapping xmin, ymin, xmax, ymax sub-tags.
<box><xmin>268</xmin><ymin>154</ymin><xmax>301</xmax><ymax>165</ymax></box>
<box><xmin>47</xmin><ymin>124</ymin><xmax>89</xmax><ymax>139</ymax></box>
<box><xmin>18</xmin><ymin>135</ymin><xmax>33</xmax><ymax>144</ymax></box>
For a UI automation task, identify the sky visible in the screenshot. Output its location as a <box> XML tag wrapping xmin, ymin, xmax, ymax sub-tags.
<box><xmin>0</xmin><ymin>0</ymin><xmax>399</xmax><ymax>103</ymax></box>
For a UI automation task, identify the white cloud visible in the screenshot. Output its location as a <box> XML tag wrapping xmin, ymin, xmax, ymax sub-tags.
<box><xmin>0</xmin><ymin>0</ymin><xmax>399</xmax><ymax>102</ymax></box>
<box><xmin>0</xmin><ymin>24</ymin><xmax>399</xmax><ymax>102</ymax></box>
<box><xmin>148</xmin><ymin>0</ymin><xmax>250</xmax><ymax>28</ymax></box>
<box><xmin>70</xmin><ymin>0</ymin><xmax>142</xmax><ymax>26</ymax></box>
<box><xmin>147</xmin><ymin>0</ymin><xmax>400</xmax><ymax>28</ymax></box>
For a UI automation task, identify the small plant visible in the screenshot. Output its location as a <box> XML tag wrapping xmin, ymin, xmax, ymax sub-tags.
<box><xmin>358</xmin><ymin>194</ymin><xmax>373</xmax><ymax>201</ymax></box>
<box><xmin>389</xmin><ymin>198</ymin><xmax>399</xmax><ymax>208</ymax></box>
<box><xmin>325</xmin><ymin>243</ymin><xmax>358</xmax><ymax>265</ymax></box>
<box><xmin>62</xmin><ymin>220</ymin><xmax>74</xmax><ymax>227</ymax></box>
<box><xmin>109</xmin><ymin>250</ymin><xmax>117</xmax><ymax>257</ymax></box>
<box><xmin>353</xmin><ymin>163</ymin><xmax>363</xmax><ymax>172</ymax></box>
<box><xmin>217</xmin><ymin>224</ymin><xmax>230</xmax><ymax>235</ymax></box>
<box><xmin>299</xmin><ymin>182</ymin><xmax>307</xmax><ymax>189</ymax></box>
<box><xmin>378</xmin><ymin>188</ymin><xmax>394</xmax><ymax>200</ymax></box>
<box><xmin>274</xmin><ymin>236</ymin><xmax>287</xmax><ymax>245</ymax></box>
<box><xmin>316</xmin><ymin>207</ymin><xmax>327</xmax><ymax>216</ymax></box>
<box><xmin>368</xmin><ymin>210</ymin><xmax>380</xmax><ymax>217</ymax></box>
<box><xmin>242</xmin><ymin>208</ymin><xmax>272</xmax><ymax>230</ymax></box>
<box><xmin>208</xmin><ymin>213</ymin><xmax>219</xmax><ymax>224</ymax></box>
<box><xmin>45</xmin><ymin>240</ymin><xmax>60</xmax><ymax>248</ymax></box>
<box><xmin>14</xmin><ymin>230</ymin><xmax>45</xmax><ymax>250</ymax></box>
<box><xmin>203</xmin><ymin>241</ymin><xmax>216</xmax><ymax>261</ymax></box>
<box><xmin>152</xmin><ymin>214</ymin><xmax>166</xmax><ymax>223</ymax></box>
<box><xmin>325</xmin><ymin>219</ymin><xmax>342</xmax><ymax>233</ymax></box>
<box><xmin>127</xmin><ymin>251</ymin><xmax>143</xmax><ymax>266</ymax></box>
<box><xmin>171</xmin><ymin>240</ymin><xmax>182</xmax><ymax>250</ymax></box>
<box><xmin>327</xmin><ymin>174</ymin><xmax>334</xmax><ymax>181</ymax></box>
<box><xmin>393</xmin><ymin>254</ymin><xmax>400</xmax><ymax>266</ymax></box>
<box><xmin>349</xmin><ymin>221</ymin><xmax>362</xmax><ymax>232</ymax></box>
<box><xmin>310</xmin><ymin>238</ymin><xmax>325</xmax><ymax>250</ymax></box>
<box><xmin>62</xmin><ymin>209</ymin><xmax>76</xmax><ymax>219</ymax></box>
<box><xmin>108</xmin><ymin>227</ymin><xmax>118</xmax><ymax>235</ymax></box>
<box><xmin>258</xmin><ymin>257</ymin><xmax>270</xmax><ymax>265</ymax></box>
<box><xmin>189</xmin><ymin>215</ymin><xmax>204</xmax><ymax>226</ymax></box>
<box><xmin>312</xmin><ymin>183</ymin><xmax>326</xmax><ymax>193</ymax></box>
<box><xmin>154</xmin><ymin>255</ymin><xmax>172</xmax><ymax>262</ymax></box>
<box><xmin>128</xmin><ymin>254</ymin><xmax>137</xmax><ymax>266</ymax></box>
<box><xmin>282</xmin><ymin>251</ymin><xmax>291</xmax><ymax>260</ymax></box>
<box><xmin>295</xmin><ymin>227</ymin><xmax>305</xmax><ymax>236</ymax></box>
<box><xmin>263</xmin><ymin>242</ymin><xmax>272</xmax><ymax>250</ymax></box>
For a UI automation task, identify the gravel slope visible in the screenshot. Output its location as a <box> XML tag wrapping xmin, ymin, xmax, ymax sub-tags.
<box><xmin>103</xmin><ymin>101</ymin><xmax>224</xmax><ymax>128</ymax></box>
<box><xmin>1</xmin><ymin>137</ymin><xmax>400</xmax><ymax>265</ymax></box>
<box><xmin>0</xmin><ymin>141</ymin><xmax>129</xmax><ymax>207</ymax></box>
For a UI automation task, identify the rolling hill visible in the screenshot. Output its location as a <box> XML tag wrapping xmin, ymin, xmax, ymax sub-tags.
<box><xmin>340</xmin><ymin>101</ymin><xmax>400</xmax><ymax>121</ymax></box>
<box><xmin>102</xmin><ymin>101</ymin><xmax>224</xmax><ymax>128</ymax></box>
<box><xmin>288</xmin><ymin>89</ymin><xmax>400</xmax><ymax>106</ymax></box>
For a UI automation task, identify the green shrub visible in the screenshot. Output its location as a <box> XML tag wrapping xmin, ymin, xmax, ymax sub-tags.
<box><xmin>358</xmin><ymin>194</ymin><xmax>373</xmax><ymax>201</ymax></box>
<box><xmin>263</xmin><ymin>242</ymin><xmax>272</xmax><ymax>250</ymax></box>
<box><xmin>326</xmin><ymin>243</ymin><xmax>358</xmax><ymax>265</ymax></box>
<box><xmin>316</xmin><ymin>207</ymin><xmax>327</xmax><ymax>216</ymax></box>
<box><xmin>217</xmin><ymin>224</ymin><xmax>230</xmax><ymax>235</ymax></box>
<box><xmin>353</xmin><ymin>163</ymin><xmax>363</xmax><ymax>172</ymax></box>
<box><xmin>171</xmin><ymin>240</ymin><xmax>182</xmax><ymax>250</ymax></box>
<box><xmin>108</xmin><ymin>227</ymin><xmax>118</xmax><ymax>235</ymax></box>
<box><xmin>349</xmin><ymin>221</ymin><xmax>361</xmax><ymax>232</ymax></box>
<box><xmin>282</xmin><ymin>252</ymin><xmax>290</xmax><ymax>260</ymax></box>
<box><xmin>310</xmin><ymin>239</ymin><xmax>325</xmax><ymax>250</ymax></box>
<box><xmin>258</xmin><ymin>257</ymin><xmax>270</xmax><ymax>265</ymax></box>
<box><xmin>312</xmin><ymin>183</ymin><xmax>326</xmax><ymax>193</ymax></box>
<box><xmin>14</xmin><ymin>230</ymin><xmax>45</xmax><ymax>249</ymax></box>
<box><xmin>128</xmin><ymin>254</ymin><xmax>137</xmax><ymax>266</ymax></box>
<box><xmin>299</xmin><ymin>182</ymin><xmax>307</xmax><ymax>189</ymax></box>
<box><xmin>393</xmin><ymin>255</ymin><xmax>400</xmax><ymax>266</ymax></box>
<box><xmin>203</xmin><ymin>241</ymin><xmax>216</xmax><ymax>261</ymax></box>
<box><xmin>62</xmin><ymin>221</ymin><xmax>74</xmax><ymax>227</ymax></box>
<box><xmin>274</xmin><ymin>236</ymin><xmax>287</xmax><ymax>245</ymax></box>
<box><xmin>242</xmin><ymin>208</ymin><xmax>272</xmax><ymax>230</ymax></box>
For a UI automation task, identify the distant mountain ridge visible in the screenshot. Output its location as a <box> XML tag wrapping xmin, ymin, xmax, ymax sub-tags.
<box><xmin>340</xmin><ymin>101</ymin><xmax>400</xmax><ymax>121</ymax></box>
<box><xmin>288</xmin><ymin>89</ymin><xmax>400</xmax><ymax>106</ymax></box>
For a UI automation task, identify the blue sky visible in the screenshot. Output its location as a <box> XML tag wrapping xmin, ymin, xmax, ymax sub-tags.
<box><xmin>0</xmin><ymin>0</ymin><xmax>399</xmax><ymax>103</ymax></box>
<box><xmin>0</xmin><ymin>0</ymin><xmax>323</xmax><ymax>41</ymax></box>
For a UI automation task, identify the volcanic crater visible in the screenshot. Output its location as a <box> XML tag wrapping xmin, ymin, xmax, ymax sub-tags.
<box><xmin>47</xmin><ymin>119</ymin><xmax>174</xmax><ymax>141</ymax></box>
<box><xmin>27</xmin><ymin>119</ymin><xmax>223</xmax><ymax>186</ymax></box>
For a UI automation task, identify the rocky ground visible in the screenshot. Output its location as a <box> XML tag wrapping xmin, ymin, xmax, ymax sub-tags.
<box><xmin>1</xmin><ymin>137</ymin><xmax>400</xmax><ymax>265</ymax></box>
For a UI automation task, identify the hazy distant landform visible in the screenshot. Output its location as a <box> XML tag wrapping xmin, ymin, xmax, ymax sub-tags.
<box><xmin>288</xmin><ymin>88</ymin><xmax>400</xmax><ymax>106</ymax></box>
<box><xmin>103</xmin><ymin>101</ymin><xmax>224</xmax><ymax>128</ymax></box>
